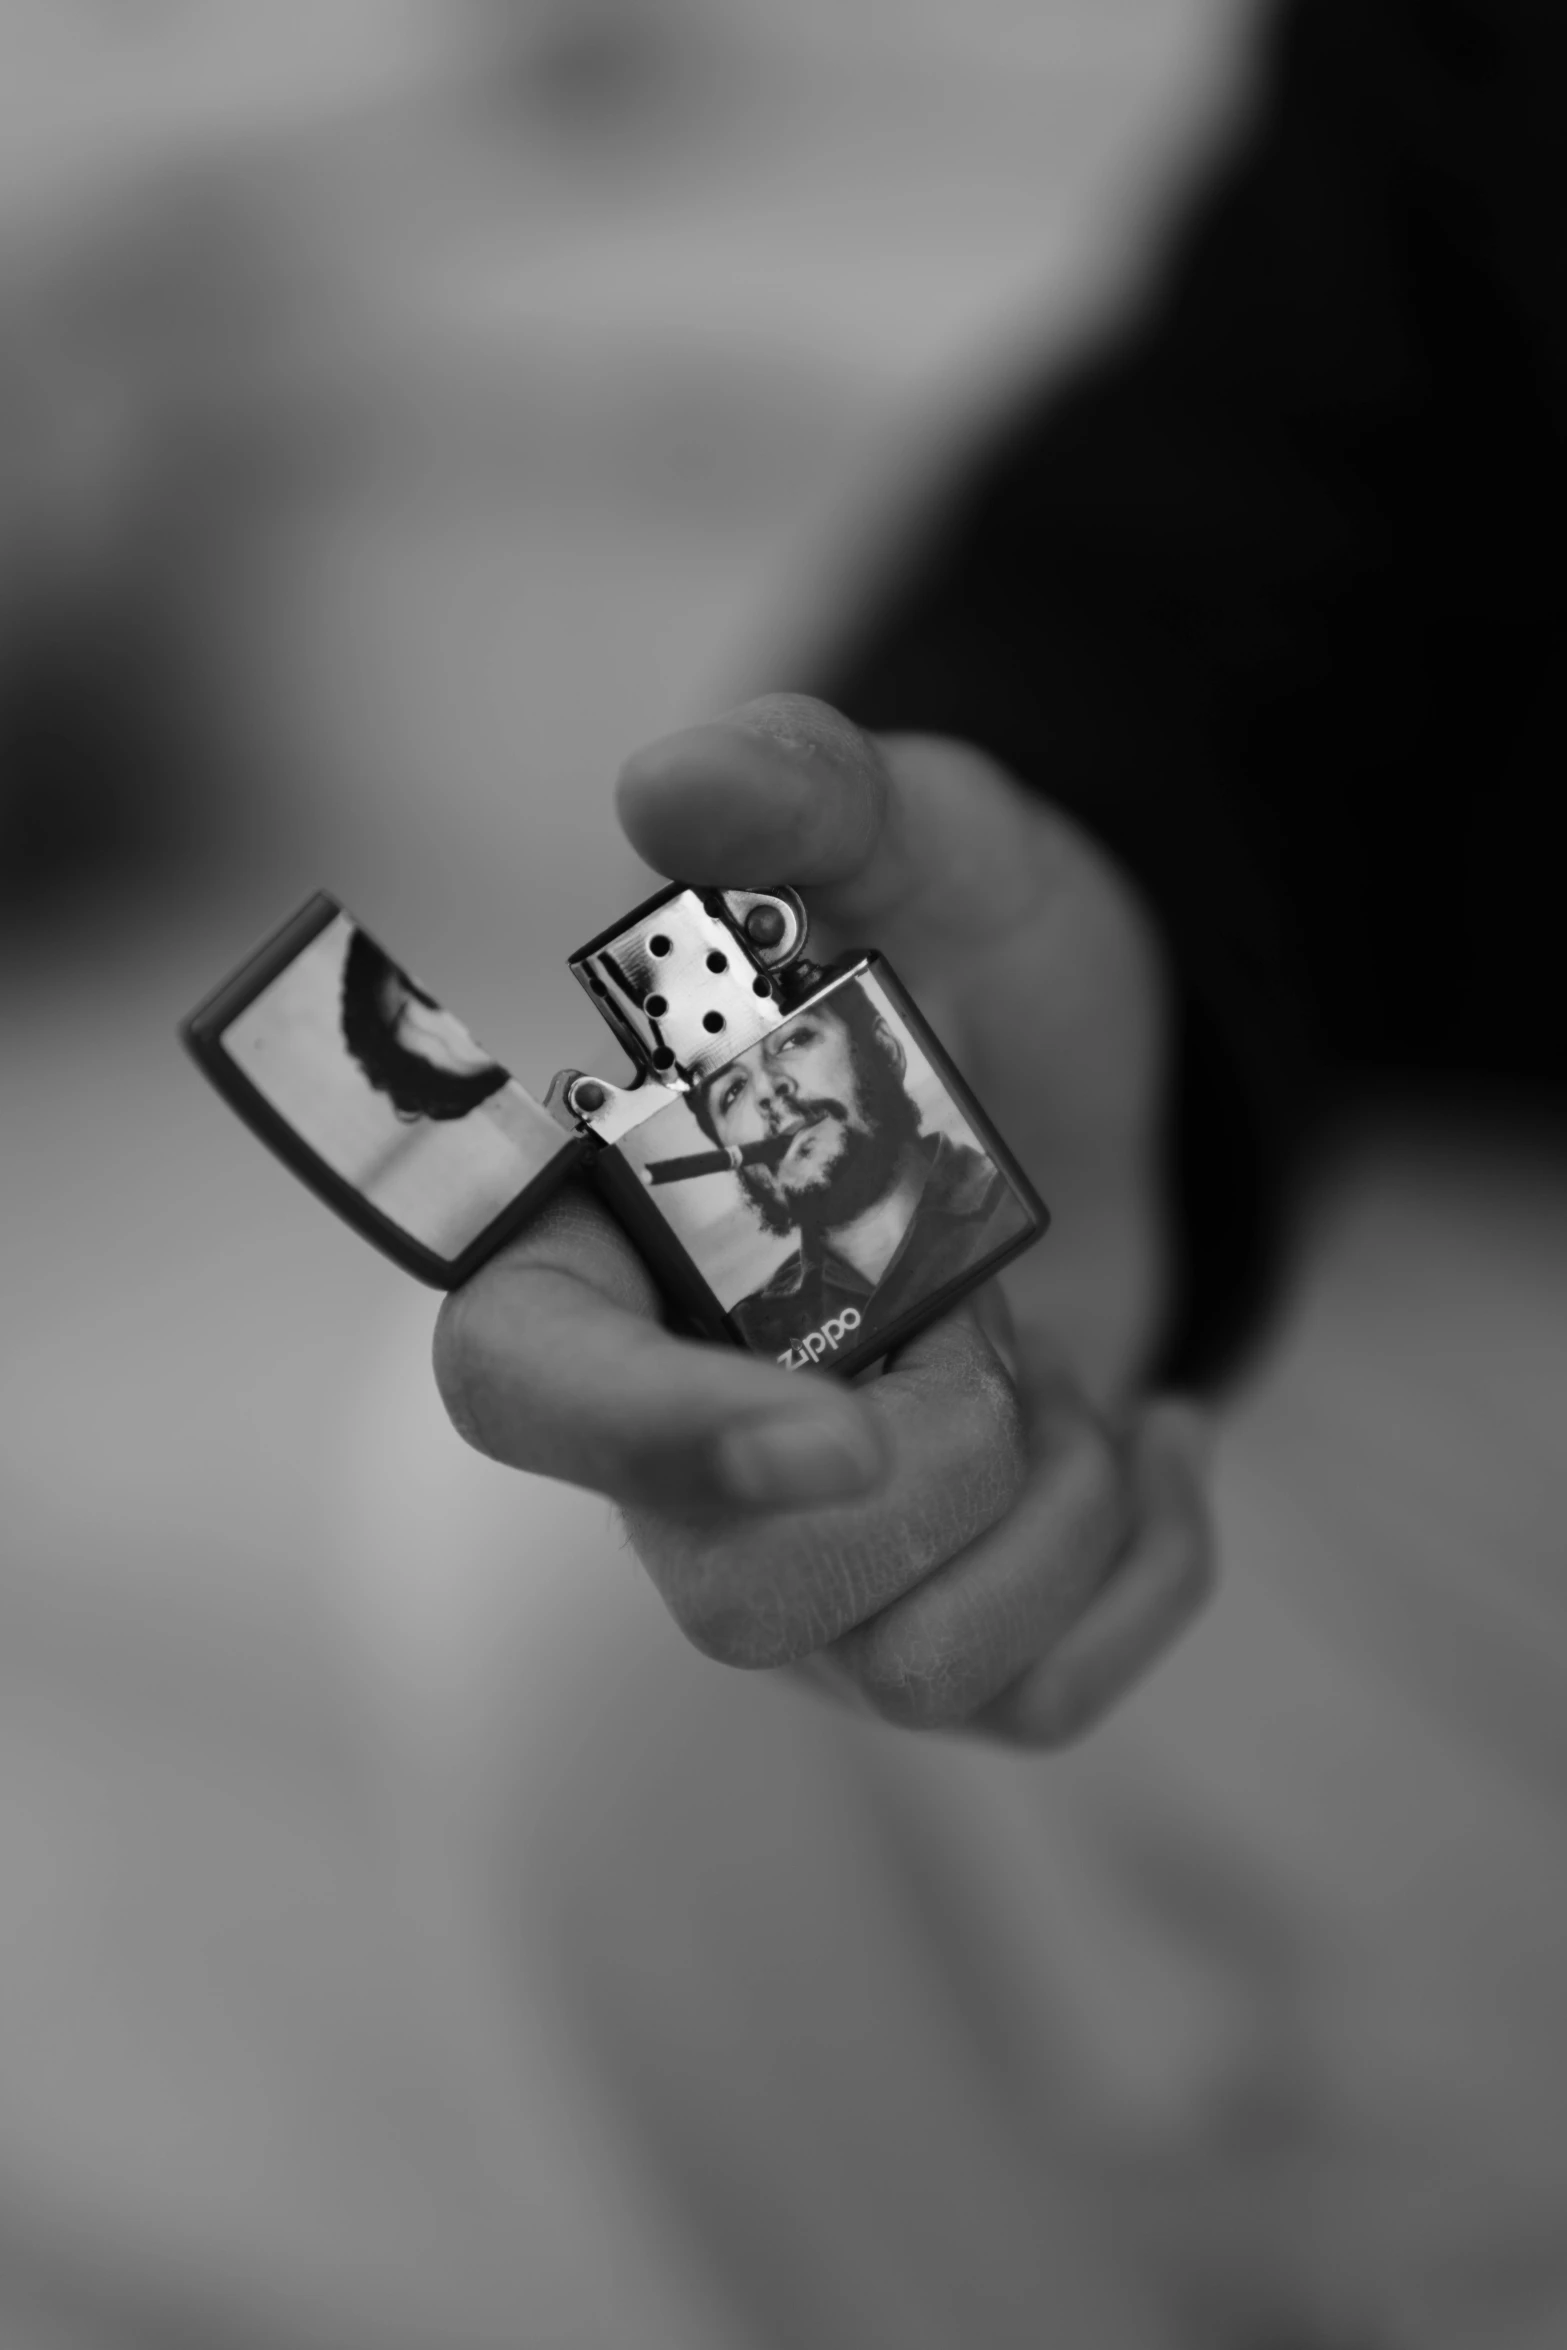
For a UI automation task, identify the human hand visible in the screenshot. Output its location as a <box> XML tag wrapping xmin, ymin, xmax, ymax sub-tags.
<box><xmin>433</xmin><ymin>696</ymin><xmax>1213</xmax><ymax>1744</ymax></box>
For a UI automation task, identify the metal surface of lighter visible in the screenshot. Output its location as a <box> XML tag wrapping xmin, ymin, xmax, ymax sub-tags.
<box><xmin>180</xmin><ymin>879</ymin><xmax>1046</xmax><ymax>1378</ymax></box>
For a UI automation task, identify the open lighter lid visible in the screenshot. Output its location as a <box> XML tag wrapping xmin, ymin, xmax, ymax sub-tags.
<box><xmin>181</xmin><ymin>893</ymin><xmax>588</xmax><ymax>1286</ymax></box>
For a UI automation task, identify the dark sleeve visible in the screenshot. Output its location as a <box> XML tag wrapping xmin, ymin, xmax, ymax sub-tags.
<box><xmin>809</xmin><ymin>0</ymin><xmax>1557</xmax><ymax>1389</ymax></box>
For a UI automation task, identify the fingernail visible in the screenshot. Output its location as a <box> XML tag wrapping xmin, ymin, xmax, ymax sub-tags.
<box><xmin>714</xmin><ymin>1416</ymin><xmax>883</xmax><ymax>1508</ymax></box>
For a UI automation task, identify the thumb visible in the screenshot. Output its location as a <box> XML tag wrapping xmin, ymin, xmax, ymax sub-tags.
<box><xmin>615</xmin><ymin>693</ymin><xmax>906</xmax><ymax>926</ymax></box>
<box><xmin>617</xmin><ymin>693</ymin><xmax>1066</xmax><ymax>945</ymax></box>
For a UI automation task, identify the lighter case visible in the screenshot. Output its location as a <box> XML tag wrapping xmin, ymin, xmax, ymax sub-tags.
<box><xmin>182</xmin><ymin>881</ymin><xmax>1046</xmax><ymax>1382</ymax></box>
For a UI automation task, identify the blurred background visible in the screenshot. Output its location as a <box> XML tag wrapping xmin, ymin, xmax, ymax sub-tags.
<box><xmin>4</xmin><ymin>6</ymin><xmax>1565</xmax><ymax>2348</ymax></box>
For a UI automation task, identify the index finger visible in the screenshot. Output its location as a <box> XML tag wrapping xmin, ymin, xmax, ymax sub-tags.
<box><xmin>432</xmin><ymin>1187</ymin><xmax>890</xmax><ymax>1515</ymax></box>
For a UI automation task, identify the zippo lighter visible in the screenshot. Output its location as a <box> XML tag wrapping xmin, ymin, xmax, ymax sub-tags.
<box><xmin>181</xmin><ymin>882</ymin><xmax>1047</xmax><ymax>1381</ymax></box>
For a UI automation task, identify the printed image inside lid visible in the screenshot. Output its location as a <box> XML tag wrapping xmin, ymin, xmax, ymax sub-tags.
<box><xmin>181</xmin><ymin>894</ymin><xmax>586</xmax><ymax>1285</ymax></box>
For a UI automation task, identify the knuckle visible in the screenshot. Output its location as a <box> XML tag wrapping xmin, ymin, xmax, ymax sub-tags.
<box><xmin>891</xmin><ymin>1323</ymin><xmax>1029</xmax><ymax>1509</ymax></box>
<box><xmin>634</xmin><ymin>1514</ymin><xmax>867</xmax><ymax>1672</ymax></box>
<box><xmin>834</xmin><ymin>1624</ymin><xmax>972</xmax><ymax>1732</ymax></box>
<box><xmin>679</xmin><ymin>1602</ymin><xmax>798</xmax><ymax>1673</ymax></box>
<box><xmin>860</xmin><ymin>1667</ymin><xmax>970</xmax><ymax>1733</ymax></box>
<box><xmin>671</xmin><ymin>1598</ymin><xmax>761</xmax><ymax>1669</ymax></box>
<box><xmin>657</xmin><ymin>1564</ymin><xmax>804</xmax><ymax>1673</ymax></box>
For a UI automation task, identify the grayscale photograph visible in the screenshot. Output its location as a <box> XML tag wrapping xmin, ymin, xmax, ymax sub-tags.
<box><xmin>6</xmin><ymin>5</ymin><xmax>1566</xmax><ymax>2350</ymax></box>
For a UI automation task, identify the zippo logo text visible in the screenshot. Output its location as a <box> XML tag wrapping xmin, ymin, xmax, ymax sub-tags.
<box><xmin>777</xmin><ymin>1307</ymin><xmax>862</xmax><ymax>1370</ymax></box>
